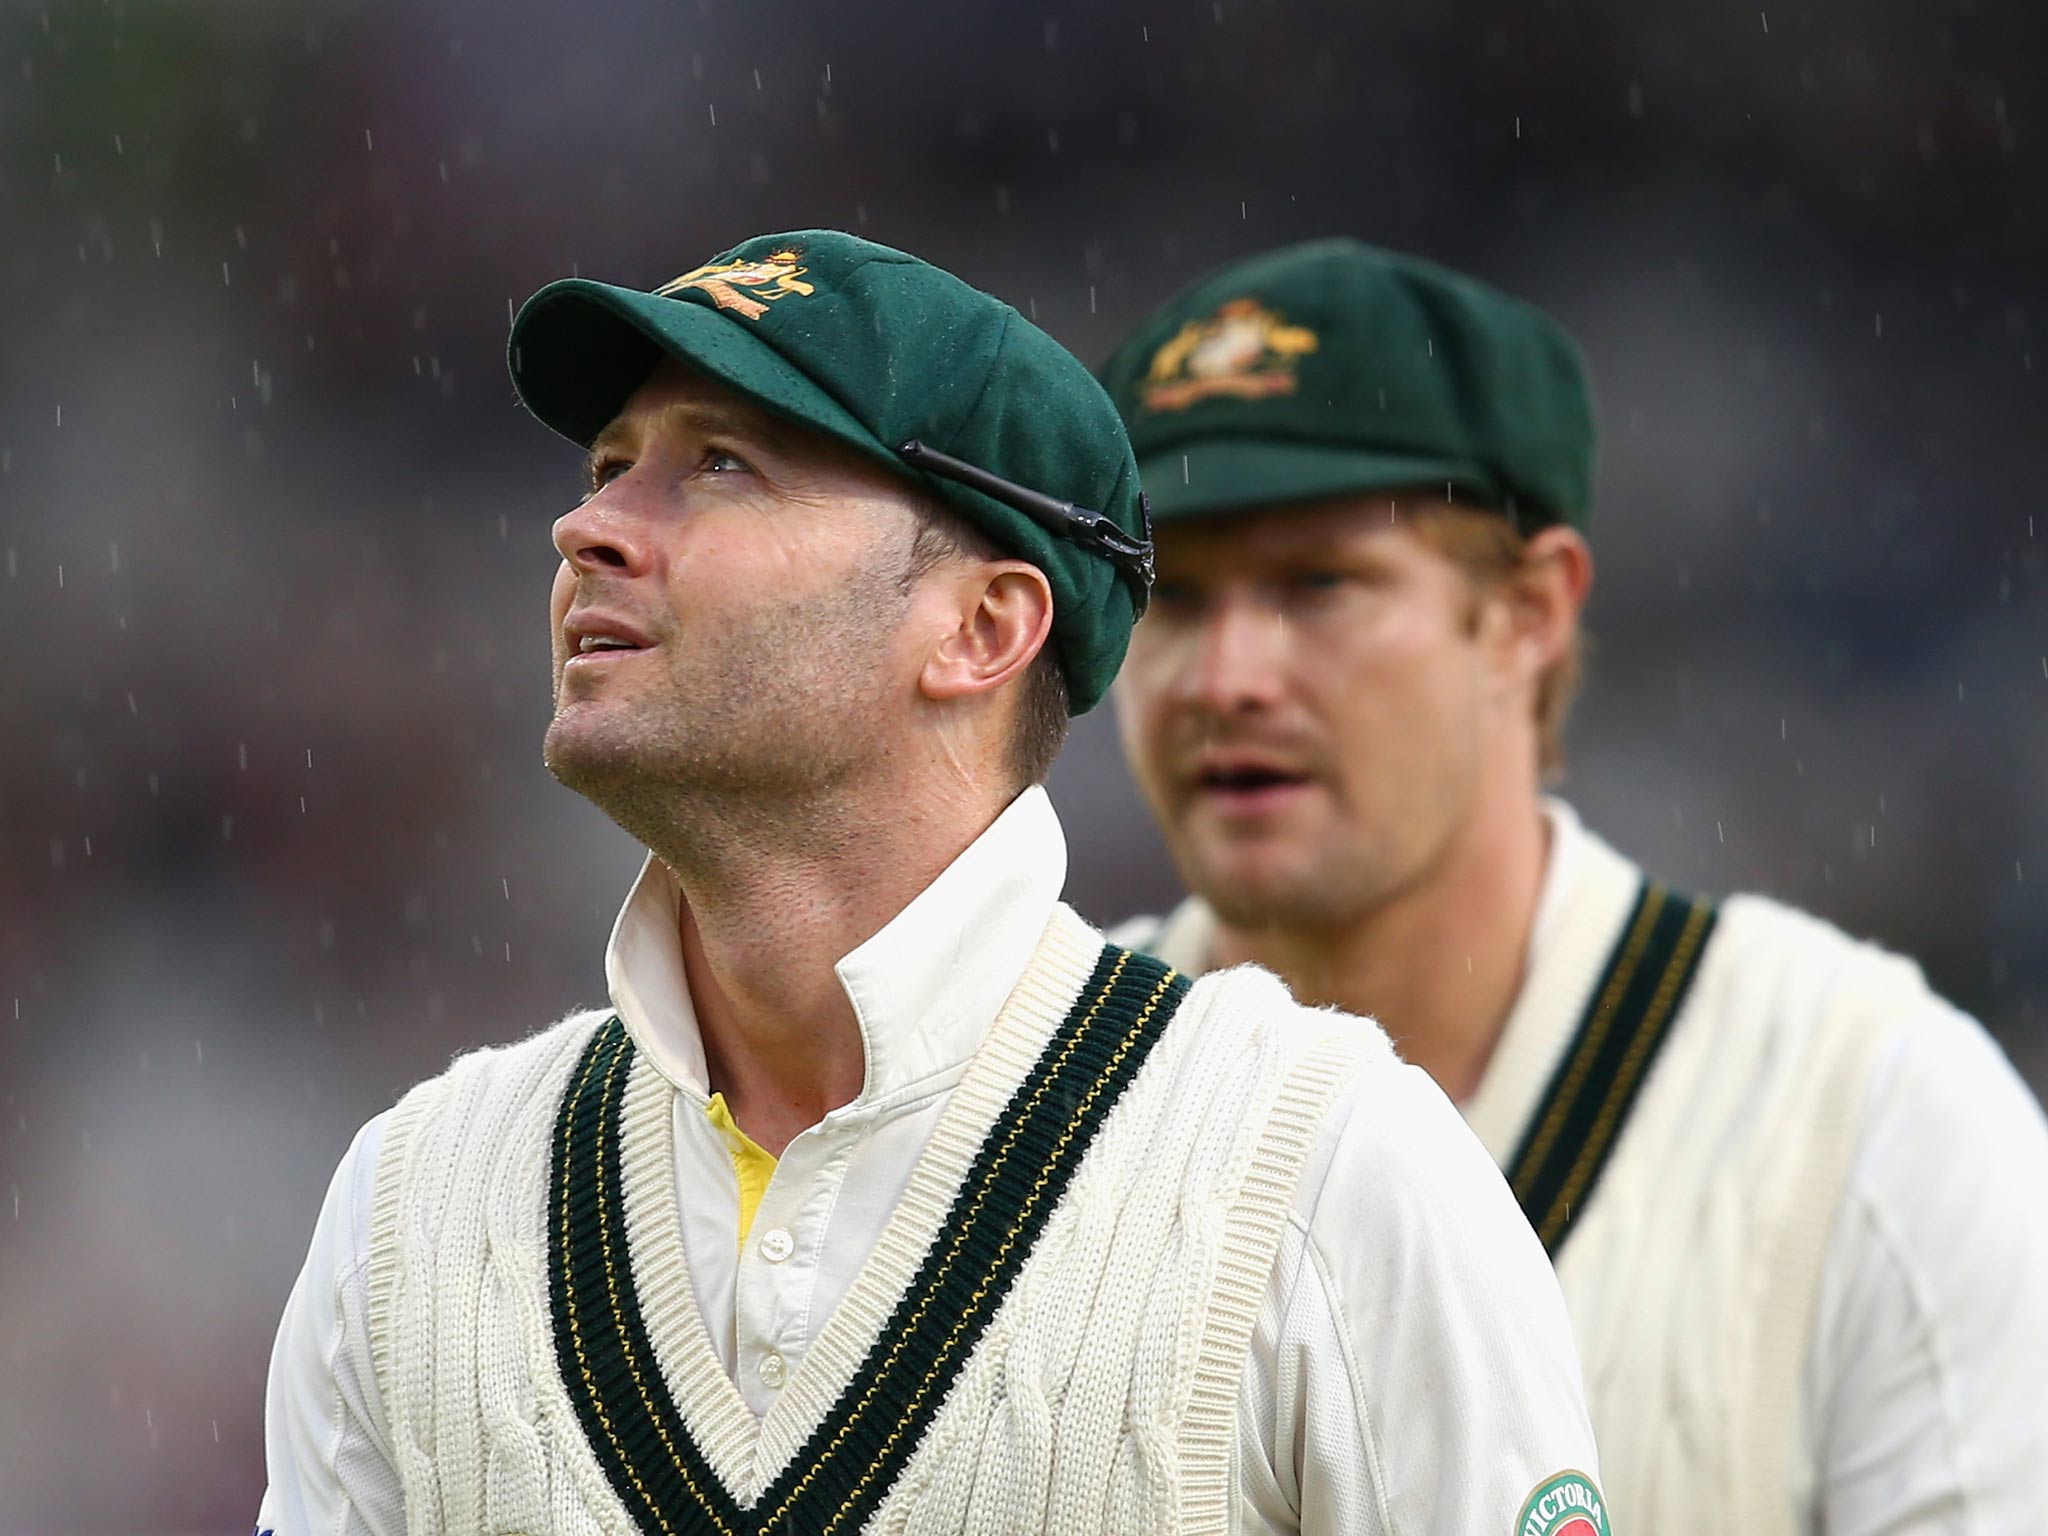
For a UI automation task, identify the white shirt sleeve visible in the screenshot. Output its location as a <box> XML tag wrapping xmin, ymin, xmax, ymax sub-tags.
<box><xmin>1244</xmin><ymin>1058</ymin><xmax>1606</xmax><ymax>1536</ymax></box>
<box><xmin>1809</xmin><ymin>1003</ymin><xmax>2048</xmax><ymax>1535</ymax></box>
<box><xmin>257</xmin><ymin>1112</ymin><xmax>407</xmax><ymax>1536</ymax></box>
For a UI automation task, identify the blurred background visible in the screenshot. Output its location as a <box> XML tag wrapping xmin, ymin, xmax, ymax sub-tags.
<box><xmin>2</xmin><ymin>0</ymin><xmax>2043</xmax><ymax>1526</ymax></box>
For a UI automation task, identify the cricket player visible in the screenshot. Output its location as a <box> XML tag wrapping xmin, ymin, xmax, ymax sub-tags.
<box><xmin>256</xmin><ymin>231</ymin><xmax>1610</xmax><ymax>1536</ymax></box>
<box><xmin>1099</xmin><ymin>237</ymin><xmax>2048</xmax><ymax>1535</ymax></box>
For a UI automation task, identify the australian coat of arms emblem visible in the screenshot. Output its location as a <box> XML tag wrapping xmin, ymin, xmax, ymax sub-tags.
<box><xmin>656</xmin><ymin>248</ymin><xmax>815</xmax><ymax>320</ymax></box>
<box><xmin>1141</xmin><ymin>297</ymin><xmax>1319</xmax><ymax>411</ymax></box>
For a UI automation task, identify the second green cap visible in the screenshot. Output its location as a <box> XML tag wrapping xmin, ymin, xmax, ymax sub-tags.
<box><xmin>1099</xmin><ymin>238</ymin><xmax>1597</xmax><ymax>531</ymax></box>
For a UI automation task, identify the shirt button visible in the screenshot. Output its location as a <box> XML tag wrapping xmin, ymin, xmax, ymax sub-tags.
<box><xmin>759</xmin><ymin>1227</ymin><xmax>794</xmax><ymax>1263</ymax></box>
<box><xmin>759</xmin><ymin>1352</ymin><xmax>786</xmax><ymax>1389</ymax></box>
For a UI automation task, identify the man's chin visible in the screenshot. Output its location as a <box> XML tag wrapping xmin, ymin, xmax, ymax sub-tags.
<box><xmin>1180</xmin><ymin>846</ymin><xmax>1317</xmax><ymax>924</ymax></box>
<box><xmin>542</xmin><ymin>716</ymin><xmax>644</xmax><ymax>795</ymax></box>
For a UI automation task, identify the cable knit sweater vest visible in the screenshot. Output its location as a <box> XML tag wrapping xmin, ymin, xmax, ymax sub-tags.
<box><xmin>365</xmin><ymin>906</ymin><xmax>1387</xmax><ymax>1536</ymax></box>
<box><xmin>1126</xmin><ymin>829</ymin><xmax>1915</xmax><ymax>1536</ymax></box>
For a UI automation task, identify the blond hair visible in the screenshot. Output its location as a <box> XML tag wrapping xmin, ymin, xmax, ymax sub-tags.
<box><xmin>1410</xmin><ymin>503</ymin><xmax>1584</xmax><ymax>782</ymax></box>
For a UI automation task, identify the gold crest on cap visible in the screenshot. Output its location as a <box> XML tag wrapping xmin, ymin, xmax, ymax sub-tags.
<box><xmin>656</xmin><ymin>248</ymin><xmax>815</xmax><ymax>320</ymax></box>
<box><xmin>1141</xmin><ymin>298</ymin><xmax>1318</xmax><ymax>411</ymax></box>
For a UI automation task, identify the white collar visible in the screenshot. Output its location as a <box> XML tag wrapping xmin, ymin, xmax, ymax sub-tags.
<box><xmin>603</xmin><ymin>786</ymin><xmax>1070</xmax><ymax>1107</ymax></box>
<box><xmin>1459</xmin><ymin>797</ymin><xmax>1643</xmax><ymax>1161</ymax></box>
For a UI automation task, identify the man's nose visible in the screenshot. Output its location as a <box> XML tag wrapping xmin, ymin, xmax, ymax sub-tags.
<box><xmin>551</xmin><ymin>492</ymin><xmax>648</xmax><ymax>575</ymax></box>
<box><xmin>1180</xmin><ymin>594</ymin><xmax>1289</xmax><ymax>714</ymax></box>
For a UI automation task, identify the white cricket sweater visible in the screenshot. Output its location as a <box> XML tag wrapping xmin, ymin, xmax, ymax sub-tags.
<box><xmin>262</xmin><ymin>789</ymin><xmax>1606</xmax><ymax>1535</ymax></box>
<box><xmin>1124</xmin><ymin>800</ymin><xmax>2048</xmax><ymax>1536</ymax></box>
<box><xmin>366</xmin><ymin>911</ymin><xmax>1382</xmax><ymax>1535</ymax></box>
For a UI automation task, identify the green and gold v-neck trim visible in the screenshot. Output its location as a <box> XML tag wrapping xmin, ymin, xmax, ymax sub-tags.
<box><xmin>547</xmin><ymin>941</ymin><xmax>1189</xmax><ymax>1536</ymax></box>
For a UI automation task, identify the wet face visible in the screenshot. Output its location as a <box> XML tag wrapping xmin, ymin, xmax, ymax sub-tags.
<box><xmin>543</xmin><ymin>359</ymin><xmax>928</xmax><ymax>824</ymax></box>
<box><xmin>1115</xmin><ymin>495</ymin><xmax>1511</xmax><ymax>931</ymax></box>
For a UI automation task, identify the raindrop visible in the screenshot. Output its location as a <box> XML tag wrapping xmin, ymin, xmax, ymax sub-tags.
<box><xmin>364</xmin><ymin>128</ymin><xmax>375</xmax><ymax>151</ymax></box>
<box><xmin>708</xmin><ymin>104</ymin><xmax>718</xmax><ymax>127</ymax></box>
<box><xmin>1760</xmin><ymin>11</ymin><xmax>1769</xmax><ymax>32</ymax></box>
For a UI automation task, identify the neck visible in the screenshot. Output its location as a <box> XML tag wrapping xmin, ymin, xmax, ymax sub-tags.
<box><xmin>1211</xmin><ymin>782</ymin><xmax>1551</xmax><ymax>1105</ymax></box>
<box><xmin>652</xmin><ymin>763</ymin><xmax>1007</xmax><ymax>1156</ymax></box>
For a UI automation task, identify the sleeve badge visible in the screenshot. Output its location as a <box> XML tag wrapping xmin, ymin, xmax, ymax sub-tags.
<box><xmin>1516</xmin><ymin>1469</ymin><xmax>1610</xmax><ymax>1536</ymax></box>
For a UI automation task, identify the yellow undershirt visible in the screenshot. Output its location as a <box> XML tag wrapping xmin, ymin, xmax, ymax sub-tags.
<box><xmin>704</xmin><ymin>1093</ymin><xmax>779</xmax><ymax>1248</ymax></box>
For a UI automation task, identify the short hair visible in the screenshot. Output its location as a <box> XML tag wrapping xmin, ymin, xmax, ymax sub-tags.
<box><xmin>1408</xmin><ymin>502</ymin><xmax>1585</xmax><ymax>782</ymax></box>
<box><xmin>901</xmin><ymin>497</ymin><xmax>1071</xmax><ymax>790</ymax></box>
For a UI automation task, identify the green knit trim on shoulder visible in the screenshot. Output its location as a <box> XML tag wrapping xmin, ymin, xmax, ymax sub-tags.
<box><xmin>548</xmin><ymin>945</ymin><xmax>1189</xmax><ymax>1536</ymax></box>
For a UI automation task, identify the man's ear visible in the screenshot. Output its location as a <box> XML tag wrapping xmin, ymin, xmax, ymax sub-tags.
<box><xmin>1499</xmin><ymin>525</ymin><xmax>1594</xmax><ymax>683</ymax></box>
<box><xmin>918</xmin><ymin>561</ymin><xmax>1056</xmax><ymax>703</ymax></box>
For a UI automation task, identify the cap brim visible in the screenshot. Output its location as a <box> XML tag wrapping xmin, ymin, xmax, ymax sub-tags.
<box><xmin>507</xmin><ymin>278</ymin><xmax>885</xmax><ymax>465</ymax></box>
<box><xmin>1137</xmin><ymin>436</ymin><xmax>1502</xmax><ymax>522</ymax></box>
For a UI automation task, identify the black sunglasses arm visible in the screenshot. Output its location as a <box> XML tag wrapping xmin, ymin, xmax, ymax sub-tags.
<box><xmin>896</xmin><ymin>438</ymin><xmax>1154</xmax><ymax>615</ymax></box>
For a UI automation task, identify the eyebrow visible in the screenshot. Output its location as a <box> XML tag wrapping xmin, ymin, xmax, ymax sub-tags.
<box><xmin>584</xmin><ymin>398</ymin><xmax>784</xmax><ymax>482</ymax></box>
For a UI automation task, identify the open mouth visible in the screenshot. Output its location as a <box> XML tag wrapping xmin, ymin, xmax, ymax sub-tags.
<box><xmin>1200</xmin><ymin>765</ymin><xmax>1303</xmax><ymax>792</ymax></box>
<box><xmin>1195</xmin><ymin>763</ymin><xmax>1312</xmax><ymax>810</ymax></box>
<box><xmin>563</xmin><ymin>610</ymin><xmax>656</xmax><ymax>667</ymax></box>
<box><xmin>564</xmin><ymin>636</ymin><xmax>649</xmax><ymax>668</ymax></box>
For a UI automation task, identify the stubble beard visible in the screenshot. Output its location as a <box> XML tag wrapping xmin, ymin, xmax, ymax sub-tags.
<box><xmin>543</xmin><ymin>568</ymin><xmax>909</xmax><ymax>872</ymax></box>
<box><xmin>1183</xmin><ymin>827</ymin><xmax>1393</xmax><ymax>933</ymax></box>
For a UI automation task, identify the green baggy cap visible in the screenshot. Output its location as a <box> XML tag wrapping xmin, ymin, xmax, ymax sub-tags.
<box><xmin>507</xmin><ymin>230</ymin><xmax>1149</xmax><ymax>715</ymax></box>
<box><xmin>1098</xmin><ymin>238</ymin><xmax>1596</xmax><ymax>530</ymax></box>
